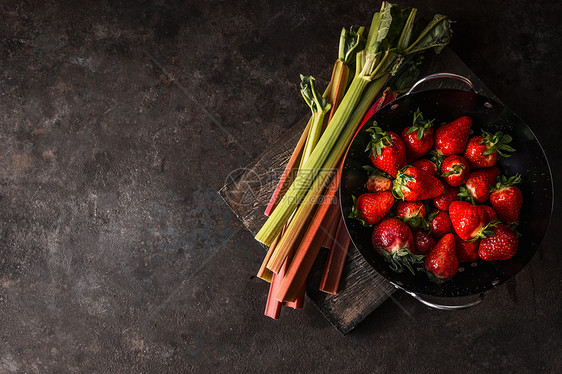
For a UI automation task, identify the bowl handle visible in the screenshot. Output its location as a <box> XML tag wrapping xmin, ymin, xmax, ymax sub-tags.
<box><xmin>406</xmin><ymin>73</ymin><xmax>476</xmax><ymax>95</ymax></box>
<box><xmin>397</xmin><ymin>286</ymin><xmax>486</xmax><ymax>310</ymax></box>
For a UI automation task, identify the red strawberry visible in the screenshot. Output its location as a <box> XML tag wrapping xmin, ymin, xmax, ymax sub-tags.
<box><xmin>433</xmin><ymin>184</ymin><xmax>459</xmax><ymax>211</ymax></box>
<box><xmin>372</xmin><ymin>218</ymin><xmax>422</xmax><ymax>274</ymax></box>
<box><xmin>434</xmin><ymin>116</ymin><xmax>472</xmax><ymax>156</ymax></box>
<box><xmin>429</xmin><ymin>210</ymin><xmax>454</xmax><ymax>238</ymax></box>
<box><xmin>449</xmin><ymin>201</ymin><xmax>491</xmax><ymax>241</ymax></box>
<box><xmin>412</xmin><ymin>158</ymin><xmax>438</xmax><ymax>176</ymax></box>
<box><xmin>401</xmin><ymin>108</ymin><xmax>435</xmax><ymax>162</ymax></box>
<box><xmin>480</xmin><ymin>205</ymin><xmax>497</xmax><ymax>222</ymax></box>
<box><xmin>490</xmin><ymin>174</ymin><xmax>523</xmax><ymax>223</ymax></box>
<box><xmin>366</xmin><ymin>125</ymin><xmax>407</xmax><ymax>178</ymax></box>
<box><xmin>392</xmin><ymin>166</ymin><xmax>444</xmax><ymax>201</ymax></box>
<box><xmin>454</xmin><ymin>235</ymin><xmax>479</xmax><ymax>262</ymax></box>
<box><xmin>396</xmin><ymin>201</ymin><xmax>427</xmax><ymax>228</ymax></box>
<box><xmin>365</xmin><ymin>173</ymin><xmax>393</xmax><ymax>193</ymax></box>
<box><xmin>441</xmin><ymin>155</ymin><xmax>470</xmax><ymax>187</ymax></box>
<box><xmin>413</xmin><ymin>229</ymin><xmax>437</xmax><ymax>255</ymax></box>
<box><xmin>425</xmin><ymin>233</ymin><xmax>458</xmax><ymax>279</ymax></box>
<box><xmin>349</xmin><ymin>192</ymin><xmax>394</xmax><ymax>225</ymax></box>
<box><xmin>478</xmin><ymin>224</ymin><xmax>519</xmax><ymax>261</ymax></box>
<box><xmin>464</xmin><ymin>131</ymin><xmax>515</xmax><ymax>169</ymax></box>
<box><xmin>459</xmin><ymin>167</ymin><xmax>501</xmax><ymax>204</ymax></box>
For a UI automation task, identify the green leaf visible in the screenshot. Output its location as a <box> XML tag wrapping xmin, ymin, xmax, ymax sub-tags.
<box><xmin>369</xmin><ymin>2</ymin><xmax>394</xmax><ymax>53</ymax></box>
<box><xmin>366</xmin><ymin>124</ymin><xmax>393</xmax><ymax>160</ymax></box>
<box><xmin>397</xmin><ymin>8</ymin><xmax>417</xmax><ymax>50</ymax></box>
<box><xmin>299</xmin><ymin>75</ymin><xmax>329</xmax><ymax>114</ymax></box>
<box><xmin>339</xmin><ymin>26</ymin><xmax>366</xmax><ymax>65</ymax></box>
<box><xmin>362</xmin><ymin>165</ymin><xmax>379</xmax><ymax>173</ymax></box>
<box><xmin>457</xmin><ymin>185</ymin><xmax>475</xmax><ymax>204</ymax></box>
<box><xmin>388</xmin><ymin>55</ymin><xmax>424</xmax><ymax>93</ymax></box>
<box><xmin>499</xmin><ymin>144</ymin><xmax>516</xmax><ymax>152</ymax></box>
<box><xmin>348</xmin><ymin>195</ymin><xmax>367</xmax><ymax>226</ymax></box>
<box><xmin>405</xmin><ymin>14</ymin><xmax>453</xmax><ymax>55</ymax></box>
<box><xmin>381</xmin><ymin>248</ymin><xmax>424</xmax><ymax>275</ymax></box>
<box><xmin>384</xmin><ymin>6</ymin><xmax>416</xmax><ymax>51</ymax></box>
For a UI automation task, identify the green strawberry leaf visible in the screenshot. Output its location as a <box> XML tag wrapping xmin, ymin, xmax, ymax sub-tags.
<box><xmin>457</xmin><ymin>185</ymin><xmax>475</xmax><ymax>204</ymax></box>
<box><xmin>365</xmin><ymin>123</ymin><xmax>393</xmax><ymax>160</ymax></box>
<box><xmin>380</xmin><ymin>248</ymin><xmax>424</xmax><ymax>275</ymax></box>
<box><xmin>481</xmin><ymin>130</ymin><xmax>515</xmax><ymax>158</ymax></box>
<box><xmin>407</xmin><ymin>108</ymin><xmax>435</xmax><ymax>140</ymax></box>
<box><xmin>348</xmin><ymin>195</ymin><xmax>367</xmax><ymax>226</ymax></box>
<box><xmin>492</xmin><ymin>173</ymin><xmax>521</xmax><ymax>191</ymax></box>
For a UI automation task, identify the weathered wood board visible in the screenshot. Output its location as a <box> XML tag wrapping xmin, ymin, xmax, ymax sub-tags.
<box><xmin>219</xmin><ymin>48</ymin><xmax>497</xmax><ymax>334</ymax></box>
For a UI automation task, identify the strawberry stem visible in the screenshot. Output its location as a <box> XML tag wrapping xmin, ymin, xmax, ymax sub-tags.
<box><xmin>380</xmin><ymin>249</ymin><xmax>424</xmax><ymax>275</ymax></box>
<box><xmin>348</xmin><ymin>195</ymin><xmax>367</xmax><ymax>226</ymax></box>
<box><xmin>365</xmin><ymin>124</ymin><xmax>393</xmax><ymax>159</ymax></box>
<box><xmin>481</xmin><ymin>130</ymin><xmax>516</xmax><ymax>158</ymax></box>
<box><xmin>406</xmin><ymin>108</ymin><xmax>434</xmax><ymax>140</ymax></box>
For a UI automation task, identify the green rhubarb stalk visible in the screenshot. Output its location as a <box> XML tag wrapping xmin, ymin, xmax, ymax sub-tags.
<box><xmin>300</xmin><ymin>75</ymin><xmax>331</xmax><ymax>164</ymax></box>
<box><xmin>267</xmin><ymin>75</ymin><xmax>389</xmax><ymax>271</ymax></box>
<box><xmin>256</xmin><ymin>73</ymin><xmax>372</xmax><ymax>246</ymax></box>
<box><xmin>256</xmin><ymin>3</ymin><xmax>453</xmax><ymax>247</ymax></box>
<box><xmin>338</xmin><ymin>26</ymin><xmax>366</xmax><ymax>65</ymax></box>
<box><xmin>325</xmin><ymin>26</ymin><xmax>365</xmax><ymax>125</ymax></box>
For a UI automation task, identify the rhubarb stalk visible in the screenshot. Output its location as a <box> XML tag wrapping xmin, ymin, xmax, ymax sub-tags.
<box><xmin>256</xmin><ymin>4</ymin><xmax>452</xmax><ymax>246</ymax></box>
<box><xmin>265</xmin><ymin>75</ymin><xmax>389</xmax><ymax>272</ymax></box>
<box><xmin>319</xmin><ymin>216</ymin><xmax>351</xmax><ymax>294</ymax></box>
<box><xmin>264</xmin><ymin>26</ymin><xmax>364</xmax><ymax>217</ymax></box>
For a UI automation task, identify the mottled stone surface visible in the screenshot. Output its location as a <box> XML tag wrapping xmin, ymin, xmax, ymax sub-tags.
<box><xmin>0</xmin><ymin>0</ymin><xmax>560</xmax><ymax>373</ymax></box>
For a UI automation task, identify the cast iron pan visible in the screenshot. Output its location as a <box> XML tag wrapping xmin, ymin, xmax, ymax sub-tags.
<box><xmin>340</xmin><ymin>73</ymin><xmax>553</xmax><ymax>308</ymax></box>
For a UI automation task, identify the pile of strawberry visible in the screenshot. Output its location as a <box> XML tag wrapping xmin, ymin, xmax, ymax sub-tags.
<box><xmin>350</xmin><ymin>109</ymin><xmax>523</xmax><ymax>280</ymax></box>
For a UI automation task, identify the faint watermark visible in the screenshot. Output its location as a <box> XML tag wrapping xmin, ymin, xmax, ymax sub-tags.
<box><xmin>222</xmin><ymin>167</ymin><xmax>339</xmax><ymax>207</ymax></box>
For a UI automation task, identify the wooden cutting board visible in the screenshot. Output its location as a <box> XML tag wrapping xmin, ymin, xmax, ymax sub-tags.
<box><xmin>218</xmin><ymin>48</ymin><xmax>497</xmax><ymax>334</ymax></box>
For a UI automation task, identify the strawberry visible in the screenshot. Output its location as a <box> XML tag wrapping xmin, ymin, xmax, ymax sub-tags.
<box><xmin>454</xmin><ymin>235</ymin><xmax>479</xmax><ymax>262</ymax></box>
<box><xmin>349</xmin><ymin>192</ymin><xmax>394</xmax><ymax>225</ymax></box>
<box><xmin>392</xmin><ymin>166</ymin><xmax>444</xmax><ymax>201</ymax></box>
<box><xmin>490</xmin><ymin>174</ymin><xmax>523</xmax><ymax>223</ymax></box>
<box><xmin>428</xmin><ymin>210</ymin><xmax>454</xmax><ymax>238</ymax></box>
<box><xmin>441</xmin><ymin>155</ymin><xmax>470</xmax><ymax>187</ymax></box>
<box><xmin>425</xmin><ymin>233</ymin><xmax>458</xmax><ymax>279</ymax></box>
<box><xmin>434</xmin><ymin>116</ymin><xmax>472</xmax><ymax>156</ymax></box>
<box><xmin>449</xmin><ymin>201</ymin><xmax>492</xmax><ymax>241</ymax></box>
<box><xmin>464</xmin><ymin>131</ymin><xmax>515</xmax><ymax>169</ymax></box>
<box><xmin>401</xmin><ymin>108</ymin><xmax>435</xmax><ymax>162</ymax></box>
<box><xmin>458</xmin><ymin>167</ymin><xmax>501</xmax><ymax>204</ymax></box>
<box><xmin>372</xmin><ymin>218</ymin><xmax>422</xmax><ymax>274</ymax></box>
<box><xmin>480</xmin><ymin>205</ymin><xmax>497</xmax><ymax>222</ymax></box>
<box><xmin>412</xmin><ymin>158</ymin><xmax>438</xmax><ymax>176</ymax></box>
<box><xmin>413</xmin><ymin>229</ymin><xmax>437</xmax><ymax>255</ymax></box>
<box><xmin>478</xmin><ymin>224</ymin><xmax>519</xmax><ymax>261</ymax></box>
<box><xmin>366</xmin><ymin>125</ymin><xmax>407</xmax><ymax>178</ymax></box>
<box><xmin>396</xmin><ymin>201</ymin><xmax>427</xmax><ymax>228</ymax></box>
<box><xmin>365</xmin><ymin>173</ymin><xmax>393</xmax><ymax>193</ymax></box>
<box><xmin>433</xmin><ymin>184</ymin><xmax>459</xmax><ymax>211</ymax></box>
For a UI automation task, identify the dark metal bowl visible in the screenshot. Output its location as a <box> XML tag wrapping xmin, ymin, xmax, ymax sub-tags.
<box><xmin>339</xmin><ymin>78</ymin><xmax>553</xmax><ymax>302</ymax></box>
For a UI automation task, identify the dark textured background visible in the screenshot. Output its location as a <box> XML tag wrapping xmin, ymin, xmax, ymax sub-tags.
<box><xmin>0</xmin><ymin>0</ymin><xmax>560</xmax><ymax>372</ymax></box>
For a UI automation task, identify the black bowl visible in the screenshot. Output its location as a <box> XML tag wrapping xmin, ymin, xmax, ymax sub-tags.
<box><xmin>340</xmin><ymin>89</ymin><xmax>553</xmax><ymax>298</ymax></box>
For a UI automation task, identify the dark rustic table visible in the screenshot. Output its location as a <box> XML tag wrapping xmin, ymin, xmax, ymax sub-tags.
<box><xmin>0</xmin><ymin>0</ymin><xmax>560</xmax><ymax>372</ymax></box>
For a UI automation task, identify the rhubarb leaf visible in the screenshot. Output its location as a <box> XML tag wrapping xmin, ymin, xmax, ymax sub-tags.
<box><xmin>299</xmin><ymin>75</ymin><xmax>329</xmax><ymax>114</ymax></box>
<box><xmin>369</xmin><ymin>1</ymin><xmax>394</xmax><ymax>53</ymax></box>
<box><xmin>405</xmin><ymin>14</ymin><xmax>453</xmax><ymax>55</ymax></box>
<box><xmin>339</xmin><ymin>26</ymin><xmax>366</xmax><ymax>65</ymax></box>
